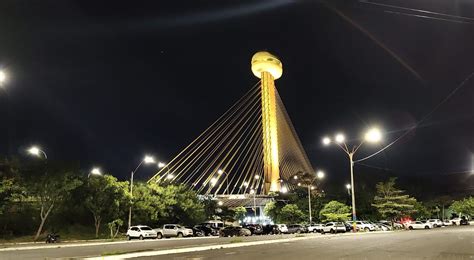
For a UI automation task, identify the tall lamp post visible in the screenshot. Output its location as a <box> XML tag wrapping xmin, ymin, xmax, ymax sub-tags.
<box><xmin>290</xmin><ymin>170</ymin><xmax>325</xmax><ymax>224</ymax></box>
<box><xmin>322</xmin><ymin>127</ymin><xmax>382</xmax><ymax>230</ymax></box>
<box><xmin>128</xmin><ymin>155</ymin><xmax>156</xmax><ymax>229</ymax></box>
<box><xmin>217</xmin><ymin>169</ymin><xmax>229</xmax><ymax>195</ymax></box>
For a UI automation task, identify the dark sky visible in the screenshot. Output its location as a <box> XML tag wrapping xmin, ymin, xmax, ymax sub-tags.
<box><xmin>0</xmin><ymin>0</ymin><xmax>473</xmax><ymax>196</ymax></box>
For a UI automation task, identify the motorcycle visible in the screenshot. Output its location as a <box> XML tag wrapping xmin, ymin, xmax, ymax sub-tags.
<box><xmin>45</xmin><ymin>232</ymin><xmax>60</xmax><ymax>243</ymax></box>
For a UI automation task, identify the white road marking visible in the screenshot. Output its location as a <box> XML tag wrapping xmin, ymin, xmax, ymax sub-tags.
<box><xmin>0</xmin><ymin>236</ymin><xmax>219</xmax><ymax>252</ymax></box>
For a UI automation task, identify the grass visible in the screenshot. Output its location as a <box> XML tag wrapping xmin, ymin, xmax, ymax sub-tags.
<box><xmin>101</xmin><ymin>249</ymin><xmax>152</xmax><ymax>256</ymax></box>
<box><xmin>295</xmin><ymin>234</ymin><xmax>305</xmax><ymax>238</ymax></box>
<box><xmin>229</xmin><ymin>238</ymin><xmax>243</xmax><ymax>243</ymax></box>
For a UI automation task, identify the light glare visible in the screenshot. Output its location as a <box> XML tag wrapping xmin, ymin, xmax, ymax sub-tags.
<box><xmin>335</xmin><ymin>133</ymin><xmax>345</xmax><ymax>143</ymax></box>
<box><xmin>91</xmin><ymin>168</ymin><xmax>102</xmax><ymax>176</ymax></box>
<box><xmin>346</xmin><ymin>184</ymin><xmax>351</xmax><ymax>189</ymax></box>
<box><xmin>143</xmin><ymin>155</ymin><xmax>155</xmax><ymax>164</ymax></box>
<box><xmin>322</xmin><ymin>137</ymin><xmax>331</xmax><ymax>146</ymax></box>
<box><xmin>365</xmin><ymin>127</ymin><xmax>382</xmax><ymax>143</ymax></box>
<box><xmin>0</xmin><ymin>71</ymin><xmax>6</xmax><ymax>83</ymax></box>
<box><xmin>158</xmin><ymin>162</ymin><xmax>166</xmax><ymax>168</ymax></box>
<box><xmin>28</xmin><ymin>146</ymin><xmax>40</xmax><ymax>156</ymax></box>
<box><xmin>317</xmin><ymin>171</ymin><xmax>325</xmax><ymax>179</ymax></box>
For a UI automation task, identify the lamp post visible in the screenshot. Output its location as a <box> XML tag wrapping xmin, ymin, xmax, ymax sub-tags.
<box><xmin>128</xmin><ymin>155</ymin><xmax>155</xmax><ymax>229</ymax></box>
<box><xmin>27</xmin><ymin>146</ymin><xmax>47</xmax><ymax>159</ymax></box>
<box><xmin>322</xmin><ymin>127</ymin><xmax>382</xmax><ymax>231</ymax></box>
<box><xmin>217</xmin><ymin>169</ymin><xmax>229</xmax><ymax>195</ymax></box>
<box><xmin>250</xmin><ymin>188</ymin><xmax>256</xmax><ymax>219</ymax></box>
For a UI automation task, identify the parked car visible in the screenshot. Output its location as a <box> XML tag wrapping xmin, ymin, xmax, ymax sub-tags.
<box><xmin>154</xmin><ymin>224</ymin><xmax>194</xmax><ymax>239</ymax></box>
<box><xmin>194</xmin><ymin>224</ymin><xmax>218</xmax><ymax>236</ymax></box>
<box><xmin>427</xmin><ymin>219</ymin><xmax>443</xmax><ymax>228</ymax></box>
<box><xmin>262</xmin><ymin>224</ymin><xmax>280</xmax><ymax>235</ymax></box>
<box><xmin>442</xmin><ymin>220</ymin><xmax>453</xmax><ymax>226</ymax></box>
<box><xmin>219</xmin><ymin>226</ymin><xmax>251</xmax><ymax>237</ymax></box>
<box><xmin>420</xmin><ymin>220</ymin><xmax>434</xmax><ymax>229</ymax></box>
<box><xmin>287</xmin><ymin>224</ymin><xmax>308</xmax><ymax>234</ymax></box>
<box><xmin>126</xmin><ymin>225</ymin><xmax>157</xmax><ymax>240</ymax></box>
<box><xmin>243</xmin><ymin>224</ymin><xmax>264</xmax><ymax>235</ymax></box>
<box><xmin>320</xmin><ymin>222</ymin><xmax>346</xmax><ymax>234</ymax></box>
<box><xmin>407</xmin><ymin>221</ymin><xmax>431</xmax><ymax>230</ymax></box>
<box><xmin>307</xmin><ymin>223</ymin><xmax>324</xmax><ymax>233</ymax></box>
<box><xmin>276</xmin><ymin>224</ymin><xmax>289</xmax><ymax>234</ymax></box>
<box><xmin>460</xmin><ymin>217</ymin><xmax>470</xmax><ymax>225</ymax></box>
<box><xmin>353</xmin><ymin>221</ymin><xmax>376</xmax><ymax>232</ymax></box>
<box><xmin>188</xmin><ymin>226</ymin><xmax>204</xmax><ymax>237</ymax></box>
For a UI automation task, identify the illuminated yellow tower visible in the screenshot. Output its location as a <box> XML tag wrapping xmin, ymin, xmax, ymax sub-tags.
<box><xmin>251</xmin><ymin>51</ymin><xmax>282</xmax><ymax>194</ymax></box>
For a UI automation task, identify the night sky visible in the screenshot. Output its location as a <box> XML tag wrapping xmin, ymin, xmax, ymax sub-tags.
<box><xmin>0</xmin><ymin>0</ymin><xmax>473</xmax><ymax>197</ymax></box>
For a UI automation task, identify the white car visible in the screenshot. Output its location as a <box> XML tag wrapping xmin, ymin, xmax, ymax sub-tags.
<box><xmin>407</xmin><ymin>221</ymin><xmax>431</xmax><ymax>230</ymax></box>
<box><xmin>427</xmin><ymin>219</ymin><xmax>443</xmax><ymax>228</ymax></box>
<box><xmin>276</xmin><ymin>224</ymin><xmax>288</xmax><ymax>233</ymax></box>
<box><xmin>307</xmin><ymin>224</ymin><xmax>324</xmax><ymax>233</ymax></box>
<box><xmin>354</xmin><ymin>221</ymin><xmax>376</xmax><ymax>232</ymax></box>
<box><xmin>421</xmin><ymin>220</ymin><xmax>434</xmax><ymax>229</ymax></box>
<box><xmin>126</xmin><ymin>225</ymin><xmax>158</xmax><ymax>240</ymax></box>
<box><xmin>321</xmin><ymin>222</ymin><xmax>346</xmax><ymax>234</ymax></box>
<box><xmin>443</xmin><ymin>220</ymin><xmax>453</xmax><ymax>226</ymax></box>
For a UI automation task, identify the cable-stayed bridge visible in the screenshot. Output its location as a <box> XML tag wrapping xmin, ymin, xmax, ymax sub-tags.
<box><xmin>148</xmin><ymin>52</ymin><xmax>316</xmax><ymax>199</ymax></box>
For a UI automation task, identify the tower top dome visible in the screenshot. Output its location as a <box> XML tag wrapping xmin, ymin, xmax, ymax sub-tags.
<box><xmin>251</xmin><ymin>51</ymin><xmax>283</xmax><ymax>79</ymax></box>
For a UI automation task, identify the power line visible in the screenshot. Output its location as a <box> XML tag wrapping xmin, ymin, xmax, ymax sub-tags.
<box><xmin>355</xmin><ymin>70</ymin><xmax>474</xmax><ymax>163</ymax></box>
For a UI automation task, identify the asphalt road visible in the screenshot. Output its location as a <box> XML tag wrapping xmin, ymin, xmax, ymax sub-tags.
<box><xmin>137</xmin><ymin>226</ymin><xmax>474</xmax><ymax>260</ymax></box>
<box><xmin>0</xmin><ymin>226</ymin><xmax>472</xmax><ymax>259</ymax></box>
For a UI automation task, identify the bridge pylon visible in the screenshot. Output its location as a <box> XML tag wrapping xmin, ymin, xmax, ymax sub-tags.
<box><xmin>251</xmin><ymin>51</ymin><xmax>283</xmax><ymax>194</ymax></box>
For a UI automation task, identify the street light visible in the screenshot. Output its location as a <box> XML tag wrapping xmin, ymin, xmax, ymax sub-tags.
<box><xmin>88</xmin><ymin>168</ymin><xmax>103</xmax><ymax>178</ymax></box>
<box><xmin>280</xmin><ymin>186</ymin><xmax>288</xmax><ymax>194</ymax></box>
<box><xmin>317</xmin><ymin>170</ymin><xmax>325</xmax><ymax>179</ymax></box>
<box><xmin>27</xmin><ymin>146</ymin><xmax>47</xmax><ymax>159</ymax></box>
<box><xmin>210</xmin><ymin>177</ymin><xmax>218</xmax><ymax>187</ymax></box>
<box><xmin>217</xmin><ymin>169</ymin><xmax>229</xmax><ymax>195</ymax></box>
<box><xmin>346</xmin><ymin>184</ymin><xmax>351</xmax><ymax>195</ymax></box>
<box><xmin>250</xmin><ymin>188</ymin><xmax>257</xmax><ymax>218</ymax></box>
<box><xmin>322</xmin><ymin>127</ymin><xmax>382</xmax><ymax>231</ymax></box>
<box><xmin>128</xmin><ymin>155</ymin><xmax>156</xmax><ymax>229</ymax></box>
<box><xmin>0</xmin><ymin>70</ymin><xmax>7</xmax><ymax>86</ymax></box>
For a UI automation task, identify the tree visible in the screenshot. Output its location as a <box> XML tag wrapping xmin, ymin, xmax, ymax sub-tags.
<box><xmin>233</xmin><ymin>206</ymin><xmax>247</xmax><ymax>222</ymax></box>
<box><xmin>372</xmin><ymin>178</ymin><xmax>417</xmax><ymax>223</ymax></box>
<box><xmin>319</xmin><ymin>201</ymin><xmax>350</xmax><ymax>222</ymax></box>
<box><xmin>108</xmin><ymin>219</ymin><xmax>124</xmax><ymax>239</ymax></box>
<box><xmin>133</xmin><ymin>183</ymin><xmax>205</xmax><ymax>226</ymax></box>
<box><xmin>84</xmin><ymin>175</ymin><xmax>129</xmax><ymax>238</ymax></box>
<box><xmin>412</xmin><ymin>201</ymin><xmax>431</xmax><ymax>220</ymax></box>
<box><xmin>0</xmin><ymin>158</ymin><xmax>23</xmax><ymax>215</ymax></box>
<box><xmin>24</xmin><ymin>162</ymin><xmax>83</xmax><ymax>240</ymax></box>
<box><xmin>449</xmin><ymin>197</ymin><xmax>474</xmax><ymax>217</ymax></box>
<box><xmin>280</xmin><ymin>204</ymin><xmax>304</xmax><ymax>223</ymax></box>
<box><xmin>264</xmin><ymin>201</ymin><xmax>280</xmax><ymax>223</ymax></box>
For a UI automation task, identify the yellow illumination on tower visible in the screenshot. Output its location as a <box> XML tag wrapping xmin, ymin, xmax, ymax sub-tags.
<box><xmin>251</xmin><ymin>51</ymin><xmax>282</xmax><ymax>194</ymax></box>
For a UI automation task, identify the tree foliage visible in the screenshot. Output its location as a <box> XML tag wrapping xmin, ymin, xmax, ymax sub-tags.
<box><xmin>233</xmin><ymin>206</ymin><xmax>247</xmax><ymax>222</ymax></box>
<box><xmin>449</xmin><ymin>197</ymin><xmax>474</xmax><ymax>217</ymax></box>
<box><xmin>372</xmin><ymin>178</ymin><xmax>417</xmax><ymax>221</ymax></box>
<box><xmin>319</xmin><ymin>201</ymin><xmax>350</xmax><ymax>222</ymax></box>
<box><xmin>84</xmin><ymin>175</ymin><xmax>129</xmax><ymax>238</ymax></box>
<box><xmin>279</xmin><ymin>204</ymin><xmax>305</xmax><ymax>223</ymax></box>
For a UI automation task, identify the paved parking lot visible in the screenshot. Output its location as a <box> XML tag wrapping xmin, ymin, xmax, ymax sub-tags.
<box><xmin>0</xmin><ymin>226</ymin><xmax>472</xmax><ymax>259</ymax></box>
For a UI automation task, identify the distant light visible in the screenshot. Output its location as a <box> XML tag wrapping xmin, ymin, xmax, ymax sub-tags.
<box><xmin>322</xmin><ymin>137</ymin><xmax>331</xmax><ymax>146</ymax></box>
<box><xmin>346</xmin><ymin>184</ymin><xmax>351</xmax><ymax>189</ymax></box>
<box><xmin>28</xmin><ymin>146</ymin><xmax>40</xmax><ymax>156</ymax></box>
<box><xmin>250</xmin><ymin>189</ymin><xmax>255</xmax><ymax>194</ymax></box>
<box><xmin>218</xmin><ymin>201</ymin><xmax>223</xmax><ymax>206</ymax></box>
<box><xmin>254</xmin><ymin>175</ymin><xmax>260</xmax><ymax>180</ymax></box>
<box><xmin>365</xmin><ymin>127</ymin><xmax>382</xmax><ymax>143</ymax></box>
<box><xmin>143</xmin><ymin>155</ymin><xmax>155</xmax><ymax>164</ymax></box>
<box><xmin>281</xmin><ymin>187</ymin><xmax>288</xmax><ymax>194</ymax></box>
<box><xmin>243</xmin><ymin>181</ymin><xmax>249</xmax><ymax>187</ymax></box>
<box><xmin>210</xmin><ymin>177</ymin><xmax>218</xmax><ymax>186</ymax></box>
<box><xmin>310</xmin><ymin>186</ymin><xmax>315</xmax><ymax>190</ymax></box>
<box><xmin>158</xmin><ymin>162</ymin><xmax>166</xmax><ymax>168</ymax></box>
<box><xmin>297</xmin><ymin>183</ymin><xmax>301</xmax><ymax>186</ymax></box>
<box><xmin>335</xmin><ymin>133</ymin><xmax>345</xmax><ymax>144</ymax></box>
<box><xmin>0</xmin><ymin>70</ymin><xmax>6</xmax><ymax>83</ymax></box>
<box><xmin>167</xmin><ymin>174</ymin><xmax>174</xmax><ymax>180</ymax></box>
<box><xmin>317</xmin><ymin>171</ymin><xmax>325</xmax><ymax>179</ymax></box>
<box><xmin>91</xmin><ymin>168</ymin><xmax>102</xmax><ymax>176</ymax></box>
<box><xmin>293</xmin><ymin>175</ymin><xmax>298</xmax><ymax>180</ymax></box>
<box><xmin>217</xmin><ymin>169</ymin><xmax>224</xmax><ymax>175</ymax></box>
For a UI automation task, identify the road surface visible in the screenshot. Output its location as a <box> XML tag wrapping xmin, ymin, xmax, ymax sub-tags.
<box><xmin>0</xmin><ymin>226</ymin><xmax>472</xmax><ymax>259</ymax></box>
